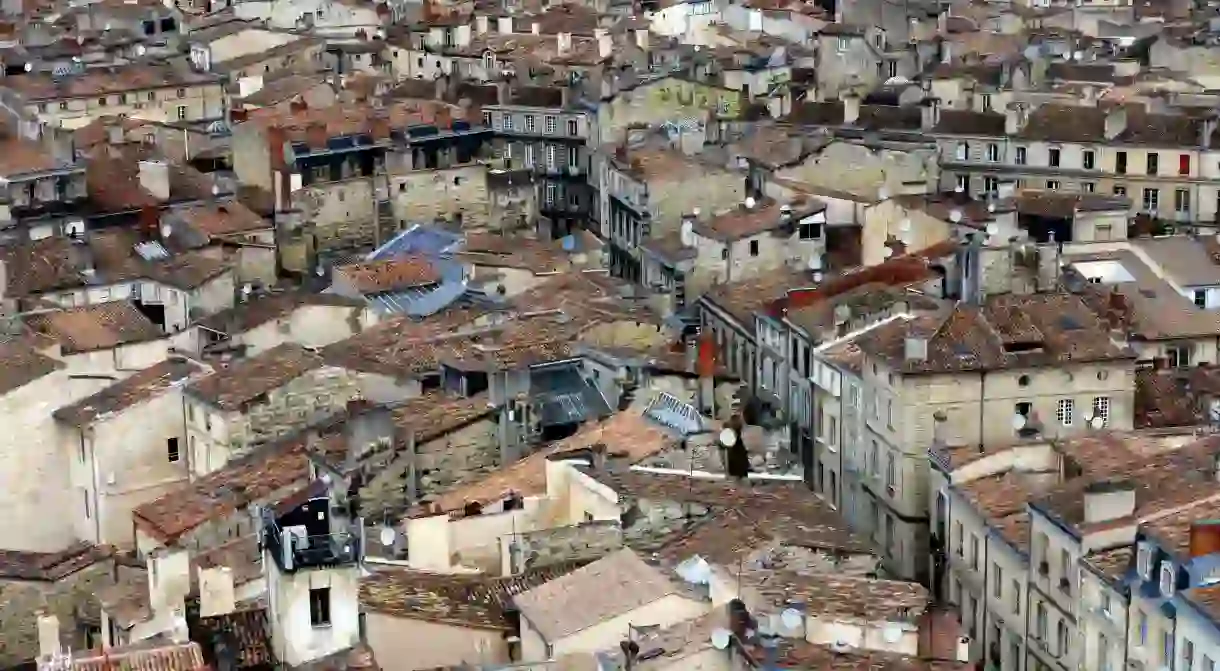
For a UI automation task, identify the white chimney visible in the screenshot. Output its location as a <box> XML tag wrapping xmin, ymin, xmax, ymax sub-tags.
<box><xmin>498</xmin><ymin>16</ymin><xmax>513</xmax><ymax>34</ymax></box>
<box><xmin>138</xmin><ymin>159</ymin><xmax>171</xmax><ymax>200</ymax></box>
<box><xmin>237</xmin><ymin>74</ymin><xmax>264</xmax><ymax>98</ymax></box>
<box><xmin>635</xmin><ymin>28</ymin><xmax>649</xmax><ymax>50</ymax></box>
<box><xmin>147</xmin><ymin>547</ymin><xmax>191</xmax><ymax>617</ymax></box>
<box><xmin>531</xmin><ymin>21</ymin><xmax>540</xmax><ymax>35</ymax></box>
<box><xmin>475</xmin><ymin>15</ymin><xmax>489</xmax><ymax>33</ymax></box>
<box><xmin>198</xmin><ymin>567</ymin><xmax>237</xmax><ymax>618</ymax></box>
<box><xmin>557</xmin><ymin>32</ymin><xmax>572</xmax><ymax>54</ymax></box>
<box><xmin>842</xmin><ymin>92</ymin><xmax>860</xmax><ymax>125</ymax></box>
<box><xmin>36</xmin><ymin>613</ymin><xmax>60</xmax><ymax>658</ymax></box>
<box><xmin>596</xmin><ymin>29</ymin><xmax>612</xmax><ymax>59</ymax></box>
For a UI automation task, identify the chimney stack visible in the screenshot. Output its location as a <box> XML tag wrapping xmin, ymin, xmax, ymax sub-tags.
<box><xmin>1190</xmin><ymin>521</ymin><xmax>1220</xmax><ymax>558</ymax></box>
<box><xmin>36</xmin><ymin>613</ymin><xmax>60</xmax><ymax>658</ymax></box>
<box><xmin>498</xmin><ymin>16</ymin><xmax>513</xmax><ymax>34</ymax></box>
<box><xmin>841</xmin><ymin>91</ymin><xmax>860</xmax><ymax>125</ymax></box>
<box><xmin>138</xmin><ymin>159</ymin><xmax>171</xmax><ymax>201</ymax></box>
<box><xmin>920</xmin><ymin>97</ymin><xmax>941</xmax><ymax>132</ymax></box>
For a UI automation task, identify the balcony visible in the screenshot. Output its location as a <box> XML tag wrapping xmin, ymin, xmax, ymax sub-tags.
<box><xmin>264</xmin><ymin>522</ymin><xmax>361</xmax><ymax>573</ymax></box>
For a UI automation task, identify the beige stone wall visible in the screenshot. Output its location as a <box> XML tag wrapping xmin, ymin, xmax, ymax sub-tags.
<box><xmin>390</xmin><ymin>164</ymin><xmax>489</xmax><ymax>230</ymax></box>
<box><xmin>359</xmin><ymin>418</ymin><xmax>499</xmax><ymax>517</ymax></box>
<box><xmin>25</xmin><ymin>82</ymin><xmax>227</xmax><ymax>129</ymax></box>
<box><xmin>0</xmin><ymin>562</ymin><xmax>135</xmax><ymax>668</ymax></box>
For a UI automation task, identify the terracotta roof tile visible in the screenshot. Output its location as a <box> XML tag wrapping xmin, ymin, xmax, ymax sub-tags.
<box><xmin>0</xmin><ymin>339</ymin><xmax>65</xmax><ymax>395</ymax></box>
<box><xmin>186</xmin><ymin>343</ymin><xmax>325</xmax><ymax>411</ymax></box>
<box><xmin>334</xmin><ymin>256</ymin><xmax>441</xmax><ymax>293</ymax></box>
<box><xmin>68</xmin><ymin>642</ymin><xmax>207</xmax><ymax>671</ymax></box>
<box><xmin>360</xmin><ymin>561</ymin><xmax>587</xmax><ymax>630</ymax></box>
<box><xmin>198</xmin><ymin>292</ymin><xmax>366</xmax><ymax>334</ymax></box>
<box><xmin>54</xmin><ymin>358</ymin><xmax>201</xmax><ymax>427</ymax></box>
<box><xmin>691</xmin><ymin>198</ymin><xmax>823</xmax><ymax>243</ymax></box>
<box><xmin>5</xmin><ymin>63</ymin><xmax>218</xmax><ymax>101</ymax></box>
<box><xmin>0</xmin><ymin>542</ymin><xmax>112</xmax><ymax>581</ymax></box>
<box><xmin>25</xmin><ymin>301</ymin><xmax>163</xmax><ymax>354</ymax></box>
<box><xmin>173</xmin><ymin>201</ymin><xmax>269</xmax><ymax>238</ymax></box>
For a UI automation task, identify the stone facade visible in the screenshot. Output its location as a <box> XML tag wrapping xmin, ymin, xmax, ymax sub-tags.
<box><xmin>391</xmin><ymin>164</ymin><xmax>489</xmax><ymax>230</ymax></box>
<box><xmin>0</xmin><ymin>560</ymin><xmax>135</xmax><ymax>668</ymax></box>
<box><xmin>509</xmin><ymin>521</ymin><xmax>624</xmax><ymax>573</ymax></box>
<box><xmin>357</xmin><ymin>418</ymin><xmax>500</xmax><ymax>518</ymax></box>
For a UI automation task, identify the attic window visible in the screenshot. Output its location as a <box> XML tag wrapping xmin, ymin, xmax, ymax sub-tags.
<box><xmin>1003</xmin><ymin>341</ymin><xmax>1044</xmax><ymax>354</ymax></box>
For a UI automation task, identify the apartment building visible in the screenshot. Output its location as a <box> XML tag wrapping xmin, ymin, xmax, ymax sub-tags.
<box><xmin>937</xmin><ymin>103</ymin><xmax>1220</xmax><ymax>224</ymax></box>
<box><xmin>929</xmin><ymin>426</ymin><xmax>1220</xmax><ymax>671</ymax></box>
<box><xmin>482</xmin><ymin>85</ymin><xmax>595</xmax><ymax>239</ymax></box>
<box><xmin>3</xmin><ymin>63</ymin><xmax>225</xmax><ymax>128</ymax></box>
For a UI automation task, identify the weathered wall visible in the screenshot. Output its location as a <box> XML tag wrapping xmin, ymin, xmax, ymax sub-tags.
<box><xmin>505</xmin><ymin>520</ymin><xmax>623</xmax><ymax>573</ymax></box>
<box><xmin>391</xmin><ymin>164</ymin><xmax>489</xmax><ymax>230</ymax></box>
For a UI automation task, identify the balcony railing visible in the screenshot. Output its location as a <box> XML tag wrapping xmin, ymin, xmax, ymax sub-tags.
<box><xmin>264</xmin><ymin>523</ymin><xmax>361</xmax><ymax>572</ymax></box>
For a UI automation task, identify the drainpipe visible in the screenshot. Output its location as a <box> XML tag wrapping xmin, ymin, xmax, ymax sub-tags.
<box><xmin>85</xmin><ymin>428</ymin><xmax>102</xmax><ymax>544</ymax></box>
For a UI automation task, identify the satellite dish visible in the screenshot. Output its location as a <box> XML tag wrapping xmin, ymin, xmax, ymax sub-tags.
<box><xmin>878</xmin><ymin>185</ymin><xmax>890</xmax><ymax>200</ymax></box>
<box><xmin>241</xmin><ymin>284</ymin><xmax>252</xmax><ymax>299</ymax></box>
<box><xmin>379</xmin><ymin>527</ymin><xmax>396</xmax><ymax>546</ymax></box>
<box><xmin>987</xmin><ymin>202</ymin><xmax>996</xmax><ymax>213</ymax></box>
<box><xmin>320</xmin><ymin>472</ymin><xmax>332</xmax><ymax>485</ymax></box>
<box><xmin>212</xmin><ymin>183</ymin><xmax>221</xmax><ymax>196</ymax></box>
<box><xmin>136</xmin><ymin>45</ymin><xmax>146</xmax><ymax>56</ymax></box>
<box><xmin>807</xmin><ymin>253</ymin><xmax>823</xmax><ymax>271</ymax></box>
<box><xmin>104</xmin><ymin>22</ymin><xmax>111</xmax><ymax>30</ymax></box>
<box><xmin>898</xmin><ymin>218</ymin><xmax>911</xmax><ymax>232</ymax></box>
<box><xmin>160</xmin><ymin>223</ymin><xmax>172</xmax><ymax>238</ymax></box>
<box><xmin>718</xmin><ymin>427</ymin><xmax>737</xmax><ymax>447</ymax></box>
<box><xmin>780</xmin><ymin>608</ymin><xmax>803</xmax><ymax>630</ymax></box>
<box><xmin>316</xmin><ymin>264</ymin><xmax>326</xmax><ymax>277</ymax></box>
<box><xmin>1074</xmin><ymin>50</ymin><xmax>1084</xmax><ymax>60</ymax></box>
<box><xmin>1089</xmin><ymin>415</ymin><xmax>1105</xmax><ymax>430</ymax></box>
<box><xmin>23</xmin><ymin>62</ymin><xmax>31</xmax><ymax>72</ymax></box>
<box><xmin>953</xmin><ymin>184</ymin><xmax>964</xmax><ymax>194</ymax></box>
<box><xmin>985</xmin><ymin>223</ymin><xmax>1000</xmax><ymax>237</ymax></box>
<box><xmin>883</xmin><ymin>246</ymin><xmax>894</xmax><ymax>258</ymax></box>
<box><xmin>680</xmin><ymin>219</ymin><xmax>695</xmax><ymax>247</ymax></box>
<box><xmin>949</xmin><ymin>209</ymin><xmax>962</xmax><ymax>223</ymax></box>
<box><xmin>883</xmin><ymin>625</ymin><xmax>903</xmax><ymax>644</ymax></box>
<box><xmin>710</xmin><ymin>629</ymin><xmax>732</xmax><ymax>650</ymax></box>
<box><xmin>1023</xmin><ymin>45</ymin><xmax>1040</xmax><ymax>61</ymax></box>
<box><xmin>744</xmin><ymin>196</ymin><xmax>756</xmax><ymax>209</ymax></box>
<box><xmin>1011</xmin><ymin>413</ymin><xmax>1027</xmax><ymax>431</ymax></box>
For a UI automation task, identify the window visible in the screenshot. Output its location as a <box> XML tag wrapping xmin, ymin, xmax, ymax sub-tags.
<box><xmin>1012</xmin><ymin>580</ymin><xmax>1021</xmax><ymax>614</ymax></box>
<box><xmin>1045</xmin><ymin>179</ymin><xmax>1061</xmax><ymax>190</ymax></box>
<box><xmin>993</xmin><ymin>565</ymin><xmax>1003</xmax><ymax>598</ymax></box>
<box><xmin>955</xmin><ymin>143</ymin><xmax>968</xmax><ymax>161</ymax></box>
<box><xmin>545</xmin><ymin>183</ymin><xmax>557</xmax><ymax>203</ymax></box>
<box><xmin>885</xmin><ymin>452</ymin><xmax>896</xmax><ymax>489</ymax></box>
<box><xmin>1138</xmin><ymin>610</ymin><xmax>1148</xmax><ymax>646</ymax></box>
<box><xmin>1161</xmin><ymin>561</ymin><xmax>1175</xmax><ymax>596</ymax></box>
<box><xmin>1196</xmin><ymin>290</ymin><xmax>1207</xmax><ymax>308</ymax></box>
<box><xmin>1143</xmin><ymin>187</ymin><xmax>1159</xmax><ymax>212</ymax></box>
<box><xmin>837</xmin><ymin>37</ymin><xmax>849</xmax><ymax>51</ymax></box>
<box><xmin>986</xmin><ymin>143</ymin><xmax>999</xmax><ymax>162</ymax></box>
<box><xmin>525</xmin><ymin>115</ymin><xmax>536</xmax><ymax>133</ymax></box>
<box><xmin>176</xmin><ymin>105</ymin><xmax>187</xmax><ymax>120</ymax></box>
<box><xmin>1138</xmin><ymin>543</ymin><xmax>1152</xmax><ymax>578</ymax></box>
<box><xmin>1176</xmin><ymin>188</ymin><xmax>1191</xmax><ymax>214</ymax></box>
<box><xmin>749</xmin><ymin>240</ymin><xmax>759</xmax><ymax>257</ymax></box>
<box><xmin>1057</xmin><ymin>398</ymin><xmax>1074</xmax><ymax>426</ymax></box>
<box><xmin>1148</xmin><ymin>152</ymin><xmax>1159</xmax><ymax>175</ymax></box>
<box><xmin>1049</xmin><ymin>147</ymin><xmax>1061</xmax><ymax>167</ymax></box>
<box><xmin>798</xmin><ymin>221</ymin><xmax>821</xmax><ymax>240</ymax></box>
<box><xmin>956</xmin><ymin>175</ymin><xmax>969</xmax><ymax>193</ymax></box>
<box><xmin>1181</xmin><ymin>153</ymin><xmax>1192</xmax><ymax>175</ymax></box>
<box><xmin>546</xmin><ymin>145</ymin><xmax>556</xmax><ymax>170</ymax></box>
<box><xmin>502</xmin><ymin>113</ymin><xmax>514</xmax><ymax>131</ymax></box>
<box><xmin>167</xmin><ymin>438</ymin><xmax>180</xmax><ymax>462</ymax></box>
<box><xmin>482</xmin><ymin>111</ymin><xmax>491</xmax><ymax>126</ymax></box>
<box><xmin>1035</xmin><ymin>602</ymin><xmax>1047</xmax><ymax>640</ymax></box>
<box><xmin>1185</xmin><ymin>639</ymin><xmax>1196</xmax><ymax>671</ymax></box>
<box><xmin>1082</xmin><ymin>181</ymin><xmax>1095</xmax><ymax>193</ymax></box>
<box><xmin>523</xmin><ymin>144</ymin><xmax>534</xmax><ymax>167</ymax></box>
<box><xmin>981</xmin><ymin>93</ymin><xmax>992</xmax><ymax>111</ymax></box>
<box><xmin>309</xmin><ymin>587</ymin><xmax>331</xmax><ymax>626</ymax></box>
<box><xmin>176</xmin><ymin>88</ymin><xmax>186</xmax><ymax>98</ymax></box>
<box><xmin>1169</xmin><ymin>344</ymin><xmax>1192</xmax><ymax>368</ymax></box>
<box><xmin>1057</xmin><ymin>620</ymin><xmax>1070</xmax><ymax>656</ymax></box>
<box><xmin>1114</xmin><ymin>185</ymin><xmax>1127</xmax><ymax>197</ymax></box>
<box><xmin>567</xmin><ymin>118</ymin><xmax>578</xmax><ymax>135</ymax></box>
<box><xmin>544</xmin><ymin>115</ymin><xmax>556</xmax><ymax>134</ymax></box>
<box><xmin>983</xmin><ymin>176</ymin><xmax>998</xmax><ymax>194</ymax></box>
<box><xmin>1015</xmin><ymin>146</ymin><xmax>1027</xmax><ymax>165</ymax></box>
<box><xmin>1083</xmin><ymin>149</ymin><xmax>1095</xmax><ymax>170</ymax></box>
<box><xmin>1092</xmin><ymin>396</ymin><xmax>1110</xmax><ymax>424</ymax></box>
<box><xmin>1164</xmin><ymin>631</ymin><xmax>1175</xmax><ymax>667</ymax></box>
<box><xmin>59</xmin><ymin>102</ymin><xmax>68</xmax><ymax>110</ymax></box>
<box><xmin>1116</xmin><ymin>151</ymin><xmax>1128</xmax><ymax>174</ymax></box>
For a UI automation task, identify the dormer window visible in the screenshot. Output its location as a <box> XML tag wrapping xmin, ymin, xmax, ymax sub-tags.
<box><xmin>955</xmin><ymin>143</ymin><xmax>968</xmax><ymax>161</ymax></box>
<box><xmin>1161</xmin><ymin>562</ymin><xmax>1175</xmax><ymax>597</ymax></box>
<box><xmin>1138</xmin><ymin>543</ymin><xmax>1152</xmax><ymax>579</ymax></box>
